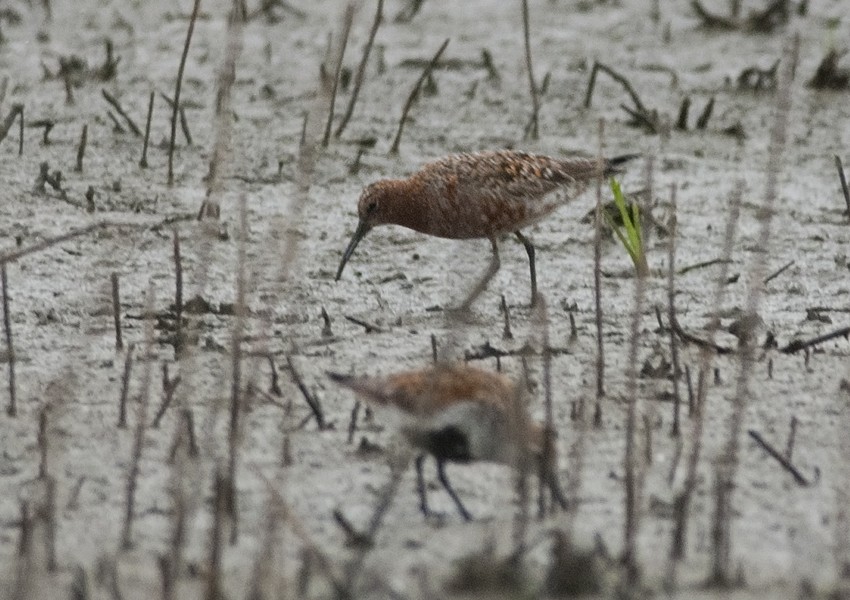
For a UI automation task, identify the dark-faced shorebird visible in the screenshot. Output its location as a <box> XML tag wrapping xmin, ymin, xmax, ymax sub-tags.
<box><xmin>327</xmin><ymin>363</ymin><xmax>566</xmax><ymax>521</ymax></box>
<box><xmin>334</xmin><ymin>150</ymin><xmax>637</xmax><ymax>308</ymax></box>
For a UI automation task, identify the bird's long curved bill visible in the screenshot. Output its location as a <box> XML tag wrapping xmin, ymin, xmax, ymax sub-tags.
<box><xmin>335</xmin><ymin>219</ymin><xmax>371</xmax><ymax>281</ymax></box>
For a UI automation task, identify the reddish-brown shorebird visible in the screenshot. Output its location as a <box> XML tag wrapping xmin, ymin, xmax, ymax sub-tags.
<box><xmin>327</xmin><ymin>363</ymin><xmax>566</xmax><ymax>521</ymax></box>
<box><xmin>335</xmin><ymin>150</ymin><xmax>637</xmax><ymax>307</ymax></box>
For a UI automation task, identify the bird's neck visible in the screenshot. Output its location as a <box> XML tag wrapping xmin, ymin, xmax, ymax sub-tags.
<box><xmin>378</xmin><ymin>177</ymin><xmax>430</xmax><ymax>233</ymax></box>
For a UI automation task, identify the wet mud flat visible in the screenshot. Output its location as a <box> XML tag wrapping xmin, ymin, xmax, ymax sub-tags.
<box><xmin>1</xmin><ymin>0</ymin><xmax>850</xmax><ymax>598</ymax></box>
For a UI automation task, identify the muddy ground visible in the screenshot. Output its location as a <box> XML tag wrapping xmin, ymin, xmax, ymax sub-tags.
<box><xmin>1</xmin><ymin>0</ymin><xmax>849</xmax><ymax>598</ymax></box>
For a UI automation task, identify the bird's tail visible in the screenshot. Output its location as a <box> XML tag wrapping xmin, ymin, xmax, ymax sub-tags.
<box><xmin>327</xmin><ymin>371</ymin><xmax>392</xmax><ymax>407</ymax></box>
<box><xmin>604</xmin><ymin>153</ymin><xmax>640</xmax><ymax>176</ymax></box>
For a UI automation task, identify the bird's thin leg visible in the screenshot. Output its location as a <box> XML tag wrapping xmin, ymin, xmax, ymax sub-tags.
<box><xmin>514</xmin><ymin>230</ymin><xmax>537</xmax><ymax>306</ymax></box>
<box><xmin>457</xmin><ymin>239</ymin><xmax>500</xmax><ymax>313</ymax></box>
<box><xmin>540</xmin><ymin>455</ymin><xmax>568</xmax><ymax>512</ymax></box>
<box><xmin>436</xmin><ymin>460</ymin><xmax>472</xmax><ymax>521</ymax></box>
<box><xmin>415</xmin><ymin>454</ymin><xmax>430</xmax><ymax>517</ymax></box>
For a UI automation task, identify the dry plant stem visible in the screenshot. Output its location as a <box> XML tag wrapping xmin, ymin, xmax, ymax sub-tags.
<box><xmin>286</xmin><ymin>355</ymin><xmax>325</xmax><ymax>428</ymax></box>
<box><xmin>666</xmin><ymin>185</ymin><xmax>682</xmax><ymax>436</ymax></box>
<box><xmin>836</xmin><ymin>155</ymin><xmax>850</xmax><ymax>221</ymax></box>
<box><xmin>204</xmin><ymin>469</ymin><xmax>227</xmax><ymax>600</ymax></box>
<box><xmin>836</xmin><ymin>381</ymin><xmax>850</xmax><ymax>577</ymax></box>
<box><xmin>321</xmin><ymin>3</ymin><xmax>355</xmax><ymax>147</ymax></box>
<box><xmin>389</xmin><ymin>38</ymin><xmax>449</xmax><ymax>154</ymax></box>
<box><xmin>710</xmin><ymin>35</ymin><xmax>796</xmax><ymax>587</ymax></box>
<box><xmin>1</xmin><ymin>264</ymin><xmax>16</xmax><ymax>416</ymax></box>
<box><xmin>172</xmin><ymin>229</ymin><xmax>183</xmax><ymax>338</ymax></box>
<box><xmin>763</xmin><ymin>259</ymin><xmax>794</xmax><ymax>284</ymax></box>
<box><xmin>101</xmin><ymin>90</ymin><xmax>142</xmax><ymax>136</ymax></box>
<box><xmin>17</xmin><ymin>105</ymin><xmax>23</xmax><ymax>155</ymax></box>
<box><xmin>668</xmin><ymin>185</ymin><xmax>741</xmax><ymax>567</ymax></box>
<box><xmin>37</xmin><ymin>410</ymin><xmax>48</xmax><ymax>478</ymax></box>
<box><xmin>780</xmin><ymin>325</ymin><xmax>850</xmax><ymax>354</ymax></box>
<box><xmin>227</xmin><ymin>197</ymin><xmax>248</xmax><ymax>546</ymax></box>
<box><xmin>622</xmin><ymin>190</ymin><xmax>650</xmax><ymax>586</ymax></box>
<box><xmin>584</xmin><ymin>62</ymin><xmax>648</xmax><ymax>114</ymax></box>
<box><xmin>593</xmin><ymin>119</ymin><xmax>606</xmax><ymax>425</ymax></box>
<box><xmin>747</xmin><ymin>429</ymin><xmax>809</xmax><ymax>486</ymax></box>
<box><xmin>179</xmin><ymin>106</ymin><xmax>192</xmax><ymax>145</ymax></box>
<box><xmin>203</xmin><ymin>0</ymin><xmax>244</xmax><ymax>215</ymax></box>
<box><xmin>140</xmin><ymin>91</ymin><xmax>154</xmax><ymax>168</ymax></box>
<box><xmin>335</xmin><ymin>0</ymin><xmax>384</xmax><ymax>138</ymax></box>
<box><xmin>521</xmin><ymin>0</ymin><xmax>539</xmax><ymax>140</ymax></box>
<box><xmin>43</xmin><ymin>476</ymin><xmax>57</xmax><ymax>571</ymax></box>
<box><xmin>111</xmin><ymin>272</ymin><xmax>123</xmax><ymax>351</ymax></box>
<box><xmin>0</xmin><ymin>222</ymin><xmax>105</xmax><ymax>265</ymax></box>
<box><xmin>168</xmin><ymin>0</ymin><xmax>202</xmax><ymax>185</ymax></box>
<box><xmin>121</xmin><ymin>286</ymin><xmax>156</xmax><ymax>550</ymax></box>
<box><xmin>0</xmin><ymin>104</ymin><xmax>23</xmax><ymax>151</ymax></box>
<box><xmin>117</xmin><ymin>344</ymin><xmax>134</xmax><ymax>428</ymax></box>
<box><xmin>75</xmin><ymin>124</ymin><xmax>87</xmax><ymax>172</ymax></box>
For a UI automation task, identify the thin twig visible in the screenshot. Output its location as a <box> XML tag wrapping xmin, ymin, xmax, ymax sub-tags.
<box><xmin>286</xmin><ymin>355</ymin><xmax>326</xmax><ymax>429</ymax></box>
<box><xmin>666</xmin><ymin>184</ymin><xmax>681</xmax><ymax>437</ymax></box>
<box><xmin>1</xmin><ymin>264</ymin><xmax>16</xmax><ymax>416</ymax></box>
<box><xmin>521</xmin><ymin>0</ymin><xmax>539</xmax><ymax>140</ymax></box>
<box><xmin>111</xmin><ymin>272</ymin><xmax>123</xmax><ymax>351</ymax></box>
<box><xmin>335</xmin><ymin>0</ymin><xmax>384</xmax><ymax>138</ymax></box>
<box><xmin>389</xmin><ymin>38</ymin><xmax>449</xmax><ymax>154</ymax></box>
<box><xmin>140</xmin><ymin>91</ymin><xmax>154</xmax><ymax>168</ymax></box>
<box><xmin>747</xmin><ymin>429</ymin><xmax>809</xmax><ymax>486</ymax></box>
<box><xmin>593</xmin><ymin>119</ymin><xmax>606</xmax><ymax>426</ymax></box>
<box><xmin>0</xmin><ymin>222</ymin><xmax>105</xmax><ymax>265</ymax></box>
<box><xmin>763</xmin><ymin>259</ymin><xmax>794</xmax><ymax>284</ymax></box>
<box><xmin>75</xmin><ymin>124</ymin><xmax>87</xmax><ymax>172</ymax></box>
<box><xmin>322</xmin><ymin>3</ymin><xmax>355</xmax><ymax>146</ymax></box>
<box><xmin>780</xmin><ymin>324</ymin><xmax>850</xmax><ymax>354</ymax></box>
<box><xmin>101</xmin><ymin>90</ymin><xmax>142</xmax><ymax>136</ymax></box>
<box><xmin>836</xmin><ymin>155</ymin><xmax>850</xmax><ymax>221</ymax></box>
<box><xmin>117</xmin><ymin>344</ymin><xmax>134</xmax><ymax>429</ymax></box>
<box><xmin>168</xmin><ymin>0</ymin><xmax>202</xmax><ymax>184</ymax></box>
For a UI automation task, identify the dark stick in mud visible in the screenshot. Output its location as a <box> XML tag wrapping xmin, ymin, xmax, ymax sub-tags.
<box><xmin>111</xmin><ymin>272</ymin><xmax>123</xmax><ymax>351</ymax></box>
<box><xmin>227</xmin><ymin>197</ymin><xmax>248</xmax><ymax>546</ymax></box>
<box><xmin>0</xmin><ymin>222</ymin><xmax>105</xmax><ymax>265</ymax></box>
<box><xmin>0</xmin><ymin>103</ymin><xmax>23</xmax><ymax>149</ymax></box>
<box><xmin>747</xmin><ymin>429</ymin><xmax>809</xmax><ymax>486</ymax></box>
<box><xmin>204</xmin><ymin>469</ymin><xmax>228</xmax><ymax>600</ymax></box>
<box><xmin>593</xmin><ymin>120</ymin><xmax>606</xmax><ymax>426</ymax></box>
<box><xmin>18</xmin><ymin>105</ymin><xmax>23</xmax><ymax>155</ymax></box>
<box><xmin>835</xmin><ymin>155</ymin><xmax>850</xmax><ymax>221</ymax></box>
<box><xmin>521</xmin><ymin>0</ymin><xmax>539</xmax><ymax>140</ymax></box>
<box><xmin>1</xmin><ymin>264</ymin><xmax>16</xmax><ymax>416</ymax></box>
<box><xmin>140</xmin><ymin>91</ymin><xmax>154</xmax><ymax>168</ymax></box>
<box><xmin>168</xmin><ymin>0</ymin><xmax>201</xmax><ymax>185</ymax></box>
<box><xmin>763</xmin><ymin>259</ymin><xmax>794</xmax><ymax>284</ymax></box>
<box><xmin>501</xmin><ymin>294</ymin><xmax>513</xmax><ymax>340</ymax></box>
<box><xmin>152</xmin><ymin>363</ymin><xmax>181</xmax><ymax>428</ymax></box>
<box><xmin>121</xmin><ymin>287</ymin><xmax>155</xmax><ymax>550</ymax></box>
<box><xmin>101</xmin><ymin>89</ymin><xmax>142</xmax><ymax>136</ymax></box>
<box><xmin>666</xmin><ymin>184</ymin><xmax>682</xmax><ymax>437</ymax></box>
<box><xmin>117</xmin><ymin>344</ymin><xmax>134</xmax><ymax>429</ymax></box>
<box><xmin>74</xmin><ymin>124</ymin><xmax>87</xmax><ymax>172</ymax></box>
<box><xmin>37</xmin><ymin>409</ymin><xmax>48</xmax><ymax>478</ymax></box>
<box><xmin>286</xmin><ymin>355</ymin><xmax>326</xmax><ymax>429</ymax></box>
<box><xmin>389</xmin><ymin>37</ymin><xmax>449</xmax><ymax>154</ymax></box>
<box><xmin>321</xmin><ymin>3</ymin><xmax>355</xmax><ymax>146</ymax></box>
<box><xmin>780</xmin><ymin>324</ymin><xmax>850</xmax><ymax>354</ymax></box>
<box><xmin>335</xmin><ymin>0</ymin><xmax>384</xmax><ymax>138</ymax></box>
<box><xmin>172</xmin><ymin>229</ymin><xmax>183</xmax><ymax>339</ymax></box>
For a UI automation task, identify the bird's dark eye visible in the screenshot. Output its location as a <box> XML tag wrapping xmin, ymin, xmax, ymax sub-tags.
<box><xmin>366</xmin><ymin>200</ymin><xmax>378</xmax><ymax>213</ymax></box>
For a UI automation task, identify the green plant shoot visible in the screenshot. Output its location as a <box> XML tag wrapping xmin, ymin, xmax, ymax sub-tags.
<box><xmin>604</xmin><ymin>178</ymin><xmax>649</xmax><ymax>277</ymax></box>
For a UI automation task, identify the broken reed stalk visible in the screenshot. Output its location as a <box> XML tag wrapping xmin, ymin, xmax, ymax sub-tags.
<box><xmin>204</xmin><ymin>468</ymin><xmax>227</xmax><ymax>600</ymax></box>
<box><xmin>835</xmin><ymin>380</ymin><xmax>850</xmax><ymax>579</ymax></box>
<box><xmin>121</xmin><ymin>286</ymin><xmax>156</xmax><ymax>550</ymax></box>
<box><xmin>335</xmin><ymin>0</ymin><xmax>384</xmax><ymax>138</ymax></box>
<box><xmin>179</xmin><ymin>106</ymin><xmax>192</xmax><ymax>145</ymax></box>
<box><xmin>74</xmin><ymin>124</ymin><xmax>87</xmax><ymax>172</ymax></box>
<box><xmin>389</xmin><ymin>38</ymin><xmax>449</xmax><ymax>154</ymax></box>
<box><xmin>1</xmin><ymin>264</ymin><xmax>16</xmax><ymax>416</ymax></box>
<box><xmin>622</xmin><ymin>163</ymin><xmax>651</xmax><ymax>585</ymax></box>
<box><xmin>203</xmin><ymin>0</ymin><xmax>244</xmax><ymax>217</ymax></box>
<box><xmin>666</xmin><ymin>185</ymin><xmax>681</xmax><ymax>436</ymax></box>
<box><xmin>18</xmin><ymin>105</ymin><xmax>23</xmax><ymax>155</ymax></box>
<box><xmin>111</xmin><ymin>272</ymin><xmax>123</xmax><ymax>351</ymax></box>
<box><xmin>153</xmin><ymin>363</ymin><xmax>181</xmax><ymax>428</ymax></box>
<box><xmin>117</xmin><ymin>344</ymin><xmax>134</xmax><ymax>428</ymax></box>
<box><xmin>0</xmin><ymin>103</ymin><xmax>23</xmax><ymax>152</ymax></box>
<box><xmin>667</xmin><ymin>185</ymin><xmax>741</xmax><ymax>571</ymax></box>
<box><xmin>521</xmin><ymin>0</ymin><xmax>539</xmax><ymax>140</ymax></box>
<box><xmin>140</xmin><ymin>91</ymin><xmax>154</xmax><ymax>168</ymax></box>
<box><xmin>172</xmin><ymin>229</ymin><xmax>183</xmax><ymax>343</ymax></box>
<box><xmin>592</xmin><ymin>119</ymin><xmax>606</xmax><ymax>426</ymax></box>
<box><xmin>0</xmin><ymin>222</ymin><xmax>105</xmax><ymax>265</ymax></box>
<box><xmin>226</xmin><ymin>196</ymin><xmax>248</xmax><ymax>546</ymax></box>
<box><xmin>710</xmin><ymin>36</ymin><xmax>797</xmax><ymax>587</ymax></box>
<box><xmin>321</xmin><ymin>3</ymin><xmax>355</xmax><ymax>147</ymax></box>
<box><xmin>101</xmin><ymin>89</ymin><xmax>142</xmax><ymax>136</ymax></box>
<box><xmin>835</xmin><ymin>155</ymin><xmax>850</xmax><ymax>222</ymax></box>
<box><xmin>168</xmin><ymin>0</ymin><xmax>202</xmax><ymax>185</ymax></box>
<box><xmin>286</xmin><ymin>354</ymin><xmax>325</xmax><ymax>428</ymax></box>
<box><xmin>37</xmin><ymin>409</ymin><xmax>49</xmax><ymax>478</ymax></box>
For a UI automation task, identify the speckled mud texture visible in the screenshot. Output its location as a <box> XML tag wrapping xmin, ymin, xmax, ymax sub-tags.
<box><xmin>1</xmin><ymin>1</ymin><xmax>849</xmax><ymax>598</ymax></box>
